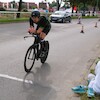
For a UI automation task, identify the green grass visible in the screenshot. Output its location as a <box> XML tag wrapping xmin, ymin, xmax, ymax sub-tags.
<box><xmin>80</xmin><ymin>93</ymin><xmax>100</xmax><ymax>100</ymax></box>
<box><xmin>0</xmin><ymin>18</ymin><xmax>29</xmax><ymax>24</ymax></box>
<box><xmin>80</xmin><ymin>85</ymin><xmax>100</xmax><ymax>100</ymax></box>
<box><xmin>72</xmin><ymin>16</ymin><xmax>98</xmax><ymax>19</ymax></box>
<box><xmin>0</xmin><ymin>14</ymin><xmax>98</xmax><ymax>24</ymax></box>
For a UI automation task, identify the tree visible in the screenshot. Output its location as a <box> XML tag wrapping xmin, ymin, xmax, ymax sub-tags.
<box><xmin>98</xmin><ymin>0</ymin><xmax>100</xmax><ymax>10</ymax></box>
<box><xmin>17</xmin><ymin>0</ymin><xmax>22</xmax><ymax>18</ymax></box>
<box><xmin>11</xmin><ymin>0</ymin><xmax>16</xmax><ymax>8</ymax></box>
<box><xmin>76</xmin><ymin>0</ymin><xmax>87</xmax><ymax>11</ymax></box>
<box><xmin>90</xmin><ymin>0</ymin><xmax>99</xmax><ymax>11</ymax></box>
<box><xmin>68</xmin><ymin>0</ymin><xmax>100</xmax><ymax>13</ymax></box>
<box><xmin>56</xmin><ymin>0</ymin><xmax>63</xmax><ymax>10</ymax></box>
<box><xmin>69</xmin><ymin>0</ymin><xmax>79</xmax><ymax>13</ymax></box>
<box><xmin>49</xmin><ymin>1</ymin><xmax>57</xmax><ymax>8</ymax></box>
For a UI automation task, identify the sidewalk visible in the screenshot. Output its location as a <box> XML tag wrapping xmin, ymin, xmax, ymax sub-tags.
<box><xmin>71</xmin><ymin>57</ymin><xmax>100</xmax><ymax>100</ymax></box>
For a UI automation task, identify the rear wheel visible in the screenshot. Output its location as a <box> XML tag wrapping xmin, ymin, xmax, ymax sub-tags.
<box><xmin>40</xmin><ymin>41</ymin><xmax>49</xmax><ymax>63</ymax></box>
<box><xmin>62</xmin><ymin>18</ymin><xmax>66</xmax><ymax>23</ymax></box>
<box><xmin>24</xmin><ymin>46</ymin><xmax>36</xmax><ymax>73</ymax></box>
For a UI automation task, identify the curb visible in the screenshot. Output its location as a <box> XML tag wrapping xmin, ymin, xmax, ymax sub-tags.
<box><xmin>89</xmin><ymin>57</ymin><xmax>100</xmax><ymax>72</ymax></box>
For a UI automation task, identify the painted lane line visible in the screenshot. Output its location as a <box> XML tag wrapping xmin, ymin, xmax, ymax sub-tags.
<box><xmin>0</xmin><ymin>74</ymin><xmax>33</xmax><ymax>84</ymax></box>
<box><xmin>0</xmin><ymin>74</ymin><xmax>62</xmax><ymax>92</ymax></box>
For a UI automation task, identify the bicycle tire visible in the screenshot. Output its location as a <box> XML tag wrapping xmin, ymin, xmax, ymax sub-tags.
<box><xmin>40</xmin><ymin>41</ymin><xmax>49</xmax><ymax>64</ymax></box>
<box><xmin>24</xmin><ymin>46</ymin><xmax>36</xmax><ymax>73</ymax></box>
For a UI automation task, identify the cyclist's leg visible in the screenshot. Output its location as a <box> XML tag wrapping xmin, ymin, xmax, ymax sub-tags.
<box><xmin>39</xmin><ymin>27</ymin><xmax>51</xmax><ymax>57</ymax></box>
<box><xmin>40</xmin><ymin>33</ymin><xmax>47</xmax><ymax>52</ymax></box>
<box><xmin>40</xmin><ymin>29</ymin><xmax>50</xmax><ymax>50</ymax></box>
<box><xmin>39</xmin><ymin>32</ymin><xmax>48</xmax><ymax>57</ymax></box>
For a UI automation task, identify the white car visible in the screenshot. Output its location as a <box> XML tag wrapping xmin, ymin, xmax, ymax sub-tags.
<box><xmin>50</xmin><ymin>11</ymin><xmax>71</xmax><ymax>23</ymax></box>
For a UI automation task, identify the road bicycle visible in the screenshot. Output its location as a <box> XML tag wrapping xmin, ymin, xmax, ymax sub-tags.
<box><xmin>24</xmin><ymin>34</ymin><xmax>49</xmax><ymax>73</ymax></box>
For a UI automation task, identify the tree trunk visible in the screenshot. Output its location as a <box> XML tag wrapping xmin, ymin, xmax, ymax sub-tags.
<box><xmin>83</xmin><ymin>0</ymin><xmax>86</xmax><ymax>16</ymax></box>
<box><xmin>97</xmin><ymin>0</ymin><xmax>100</xmax><ymax>11</ymax></box>
<box><xmin>99</xmin><ymin>7</ymin><xmax>100</xmax><ymax>11</ymax></box>
<box><xmin>57</xmin><ymin>0</ymin><xmax>60</xmax><ymax>10</ymax></box>
<box><xmin>17</xmin><ymin>0</ymin><xmax>22</xmax><ymax>18</ymax></box>
<box><xmin>71</xmin><ymin>2</ymin><xmax>74</xmax><ymax>16</ymax></box>
<box><xmin>93</xmin><ymin>6</ymin><xmax>96</xmax><ymax>16</ymax></box>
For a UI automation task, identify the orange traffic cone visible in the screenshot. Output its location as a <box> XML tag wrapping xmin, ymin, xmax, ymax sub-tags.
<box><xmin>98</xmin><ymin>18</ymin><xmax>100</xmax><ymax>21</ymax></box>
<box><xmin>95</xmin><ymin>22</ymin><xmax>97</xmax><ymax>28</ymax></box>
<box><xmin>78</xmin><ymin>19</ymin><xmax>81</xmax><ymax>24</ymax></box>
<box><xmin>80</xmin><ymin>25</ymin><xmax>84</xmax><ymax>33</ymax></box>
<box><xmin>77</xmin><ymin>16</ymin><xmax>81</xmax><ymax>24</ymax></box>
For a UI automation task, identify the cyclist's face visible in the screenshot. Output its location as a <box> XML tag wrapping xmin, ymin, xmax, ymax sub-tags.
<box><xmin>31</xmin><ymin>17</ymin><xmax>39</xmax><ymax>23</ymax></box>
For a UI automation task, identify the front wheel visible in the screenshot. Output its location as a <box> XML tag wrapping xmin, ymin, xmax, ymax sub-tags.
<box><xmin>40</xmin><ymin>41</ymin><xmax>49</xmax><ymax>63</ymax></box>
<box><xmin>24</xmin><ymin>46</ymin><xmax>36</xmax><ymax>73</ymax></box>
<box><xmin>68</xmin><ymin>16</ymin><xmax>71</xmax><ymax>23</ymax></box>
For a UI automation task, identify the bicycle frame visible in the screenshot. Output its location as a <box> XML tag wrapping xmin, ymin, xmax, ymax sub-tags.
<box><xmin>24</xmin><ymin>35</ymin><xmax>41</xmax><ymax>60</ymax></box>
<box><xmin>24</xmin><ymin>34</ymin><xmax>49</xmax><ymax>72</ymax></box>
<box><xmin>24</xmin><ymin>34</ymin><xmax>41</xmax><ymax>44</ymax></box>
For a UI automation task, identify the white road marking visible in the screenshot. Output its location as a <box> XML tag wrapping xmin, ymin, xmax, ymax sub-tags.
<box><xmin>0</xmin><ymin>74</ymin><xmax>33</xmax><ymax>84</ymax></box>
<box><xmin>0</xmin><ymin>74</ymin><xmax>60</xmax><ymax>91</ymax></box>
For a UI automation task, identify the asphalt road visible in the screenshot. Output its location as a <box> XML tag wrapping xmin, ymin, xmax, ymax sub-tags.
<box><xmin>0</xmin><ymin>19</ymin><xmax>100</xmax><ymax>100</ymax></box>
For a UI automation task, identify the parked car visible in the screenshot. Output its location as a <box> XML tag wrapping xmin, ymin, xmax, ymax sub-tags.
<box><xmin>50</xmin><ymin>11</ymin><xmax>71</xmax><ymax>23</ymax></box>
<box><xmin>79</xmin><ymin>11</ymin><xmax>91</xmax><ymax>16</ymax></box>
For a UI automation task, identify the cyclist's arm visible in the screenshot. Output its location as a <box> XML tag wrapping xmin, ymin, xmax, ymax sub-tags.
<box><xmin>28</xmin><ymin>17</ymin><xmax>36</xmax><ymax>34</ymax></box>
<box><xmin>29</xmin><ymin>17</ymin><xmax>34</xmax><ymax>28</ymax></box>
<box><xmin>36</xmin><ymin>27</ymin><xmax>44</xmax><ymax>34</ymax></box>
<box><xmin>28</xmin><ymin>27</ymin><xmax>44</xmax><ymax>34</ymax></box>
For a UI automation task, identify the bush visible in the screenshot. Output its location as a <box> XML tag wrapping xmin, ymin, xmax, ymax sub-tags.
<box><xmin>22</xmin><ymin>8</ymin><xmax>28</xmax><ymax>12</ymax></box>
<box><xmin>0</xmin><ymin>7</ymin><xmax>6</xmax><ymax>11</ymax></box>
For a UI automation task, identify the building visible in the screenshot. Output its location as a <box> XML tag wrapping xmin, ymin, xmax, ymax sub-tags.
<box><xmin>0</xmin><ymin>1</ymin><xmax>50</xmax><ymax>11</ymax></box>
<box><xmin>28</xmin><ymin>2</ymin><xmax>37</xmax><ymax>9</ymax></box>
<box><xmin>0</xmin><ymin>2</ymin><xmax>3</xmax><ymax>7</ymax></box>
<box><xmin>0</xmin><ymin>1</ymin><xmax>38</xmax><ymax>10</ymax></box>
<box><xmin>39</xmin><ymin>2</ymin><xmax>47</xmax><ymax>9</ymax></box>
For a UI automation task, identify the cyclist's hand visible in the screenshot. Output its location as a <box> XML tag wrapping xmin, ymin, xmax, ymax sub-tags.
<box><xmin>28</xmin><ymin>27</ymin><xmax>35</xmax><ymax>34</ymax></box>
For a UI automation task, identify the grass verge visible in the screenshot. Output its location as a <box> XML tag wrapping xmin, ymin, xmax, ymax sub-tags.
<box><xmin>0</xmin><ymin>16</ymin><xmax>99</xmax><ymax>24</ymax></box>
<box><xmin>80</xmin><ymin>57</ymin><xmax>100</xmax><ymax>100</ymax></box>
<box><xmin>0</xmin><ymin>18</ymin><xmax>29</xmax><ymax>24</ymax></box>
<box><xmin>72</xmin><ymin>16</ymin><xmax>98</xmax><ymax>19</ymax></box>
<box><xmin>81</xmin><ymin>93</ymin><xmax>100</xmax><ymax>100</ymax></box>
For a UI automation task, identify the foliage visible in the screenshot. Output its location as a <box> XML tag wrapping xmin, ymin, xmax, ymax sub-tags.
<box><xmin>22</xmin><ymin>8</ymin><xmax>28</xmax><ymax>12</ymax></box>
<box><xmin>49</xmin><ymin>1</ymin><xmax>57</xmax><ymax>8</ymax></box>
<box><xmin>53</xmin><ymin>0</ymin><xmax>100</xmax><ymax>11</ymax></box>
<box><xmin>0</xmin><ymin>18</ymin><xmax>29</xmax><ymax>24</ymax></box>
<box><xmin>78</xmin><ymin>3</ymin><xmax>88</xmax><ymax>11</ymax></box>
<box><xmin>32</xmin><ymin>6</ymin><xmax>36</xmax><ymax>9</ymax></box>
<box><xmin>17</xmin><ymin>0</ymin><xmax>22</xmax><ymax>18</ymax></box>
<box><xmin>80</xmin><ymin>93</ymin><xmax>100</xmax><ymax>100</ymax></box>
<box><xmin>0</xmin><ymin>7</ymin><xmax>6</xmax><ymax>11</ymax></box>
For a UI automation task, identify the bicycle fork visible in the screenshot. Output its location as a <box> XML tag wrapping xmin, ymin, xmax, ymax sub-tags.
<box><xmin>28</xmin><ymin>48</ymin><xmax>34</xmax><ymax>60</ymax></box>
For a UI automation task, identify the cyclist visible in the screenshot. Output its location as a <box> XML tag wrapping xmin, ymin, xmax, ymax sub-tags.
<box><xmin>28</xmin><ymin>10</ymin><xmax>51</xmax><ymax>57</ymax></box>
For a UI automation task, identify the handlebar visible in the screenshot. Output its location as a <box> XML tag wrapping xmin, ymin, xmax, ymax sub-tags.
<box><xmin>24</xmin><ymin>34</ymin><xmax>42</xmax><ymax>44</ymax></box>
<box><xmin>24</xmin><ymin>34</ymin><xmax>38</xmax><ymax>40</ymax></box>
<box><xmin>24</xmin><ymin>35</ymin><xmax>33</xmax><ymax>39</ymax></box>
